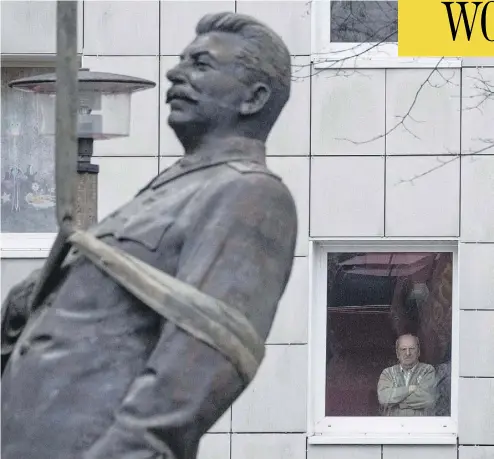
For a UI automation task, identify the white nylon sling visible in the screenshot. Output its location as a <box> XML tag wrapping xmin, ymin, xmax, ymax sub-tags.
<box><xmin>67</xmin><ymin>230</ymin><xmax>265</xmax><ymax>384</ymax></box>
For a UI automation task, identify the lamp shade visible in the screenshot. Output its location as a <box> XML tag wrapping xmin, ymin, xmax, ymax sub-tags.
<box><xmin>8</xmin><ymin>68</ymin><xmax>156</xmax><ymax>140</ymax></box>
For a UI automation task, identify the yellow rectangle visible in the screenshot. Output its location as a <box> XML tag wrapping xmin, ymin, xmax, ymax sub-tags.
<box><xmin>398</xmin><ymin>0</ymin><xmax>494</xmax><ymax>57</ymax></box>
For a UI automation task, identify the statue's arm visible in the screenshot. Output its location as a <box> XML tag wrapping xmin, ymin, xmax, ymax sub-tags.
<box><xmin>1</xmin><ymin>268</ymin><xmax>42</xmax><ymax>373</ymax></box>
<box><xmin>83</xmin><ymin>175</ymin><xmax>298</xmax><ymax>459</ymax></box>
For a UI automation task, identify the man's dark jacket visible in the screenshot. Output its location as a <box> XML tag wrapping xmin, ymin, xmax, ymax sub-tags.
<box><xmin>1</xmin><ymin>138</ymin><xmax>298</xmax><ymax>459</ymax></box>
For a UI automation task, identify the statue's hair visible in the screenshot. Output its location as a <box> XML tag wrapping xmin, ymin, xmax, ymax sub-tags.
<box><xmin>196</xmin><ymin>12</ymin><xmax>291</xmax><ymax>123</ymax></box>
<box><xmin>396</xmin><ymin>334</ymin><xmax>420</xmax><ymax>351</ymax></box>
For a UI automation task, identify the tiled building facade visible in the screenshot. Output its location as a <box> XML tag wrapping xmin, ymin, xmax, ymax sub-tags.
<box><xmin>1</xmin><ymin>1</ymin><xmax>493</xmax><ymax>458</ymax></box>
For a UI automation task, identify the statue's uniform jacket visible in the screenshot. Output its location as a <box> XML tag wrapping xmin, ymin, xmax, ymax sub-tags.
<box><xmin>1</xmin><ymin>139</ymin><xmax>298</xmax><ymax>459</ymax></box>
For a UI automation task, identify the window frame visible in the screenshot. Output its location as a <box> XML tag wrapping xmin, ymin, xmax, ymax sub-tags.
<box><xmin>307</xmin><ymin>238</ymin><xmax>459</xmax><ymax>445</ymax></box>
<box><xmin>1</xmin><ymin>234</ymin><xmax>55</xmax><ymax>258</ymax></box>
<box><xmin>311</xmin><ymin>0</ymin><xmax>462</xmax><ymax>69</ymax></box>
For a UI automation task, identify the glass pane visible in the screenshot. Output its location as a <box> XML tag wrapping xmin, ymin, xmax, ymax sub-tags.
<box><xmin>325</xmin><ymin>252</ymin><xmax>452</xmax><ymax>417</ymax></box>
<box><xmin>1</xmin><ymin>67</ymin><xmax>57</xmax><ymax>233</ymax></box>
<box><xmin>331</xmin><ymin>1</ymin><xmax>398</xmax><ymax>43</ymax></box>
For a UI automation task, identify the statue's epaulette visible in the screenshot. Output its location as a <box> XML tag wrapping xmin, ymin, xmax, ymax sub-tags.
<box><xmin>227</xmin><ymin>161</ymin><xmax>281</xmax><ymax>181</ymax></box>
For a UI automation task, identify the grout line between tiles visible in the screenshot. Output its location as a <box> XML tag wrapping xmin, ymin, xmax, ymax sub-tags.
<box><xmin>157</xmin><ymin>2</ymin><xmax>161</xmax><ymax>173</ymax></box>
<box><xmin>308</xmin><ymin>56</ymin><xmax>313</xmax><ymax>238</ymax></box>
<box><xmin>81</xmin><ymin>0</ymin><xmax>85</xmax><ymax>51</ymax></box>
<box><xmin>384</xmin><ymin>69</ymin><xmax>388</xmax><ymax>238</ymax></box>
<box><xmin>458</xmin><ymin>67</ymin><xmax>463</xmax><ymax>238</ymax></box>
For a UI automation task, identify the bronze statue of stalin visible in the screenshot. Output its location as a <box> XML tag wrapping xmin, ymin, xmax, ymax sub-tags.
<box><xmin>1</xmin><ymin>12</ymin><xmax>298</xmax><ymax>459</ymax></box>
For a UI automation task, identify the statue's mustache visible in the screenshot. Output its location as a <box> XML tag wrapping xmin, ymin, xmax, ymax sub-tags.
<box><xmin>166</xmin><ymin>85</ymin><xmax>238</xmax><ymax>111</ymax></box>
<box><xmin>166</xmin><ymin>86</ymin><xmax>198</xmax><ymax>104</ymax></box>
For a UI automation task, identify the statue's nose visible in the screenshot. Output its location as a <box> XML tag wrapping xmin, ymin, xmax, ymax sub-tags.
<box><xmin>166</xmin><ymin>64</ymin><xmax>187</xmax><ymax>85</ymax></box>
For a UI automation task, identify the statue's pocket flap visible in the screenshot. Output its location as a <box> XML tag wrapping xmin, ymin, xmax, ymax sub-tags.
<box><xmin>115</xmin><ymin>214</ymin><xmax>174</xmax><ymax>252</ymax></box>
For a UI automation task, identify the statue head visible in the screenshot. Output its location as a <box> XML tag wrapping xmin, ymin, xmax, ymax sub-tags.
<box><xmin>166</xmin><ymin>12</ymin><xmax>291</xmax><ymax>149</ymax></box>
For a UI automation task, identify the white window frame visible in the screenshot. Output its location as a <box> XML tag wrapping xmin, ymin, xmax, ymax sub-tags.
<box><xmin>1</xmin><ymin>55</ymin><xmax>80</xmax><ymax>259</ymax></box>
<box><xmin>311</xmin><ymin>0</ymin><xmax>462</xmax><ymax>69</ymax></box>
<box><xmin>307</xmin><ymin>238</ymin><xmax>459</xmax><ymax>445</ymax></box>
<box><xmin>1</xmin><ymin>234</ymin><xmax>55</xmax><ymax>259</ymax></box>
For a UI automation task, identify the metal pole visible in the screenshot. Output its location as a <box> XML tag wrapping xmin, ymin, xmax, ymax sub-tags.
<box><xmin>55</xmin><ymin>0</ymin><xmax>79</xmax><ymax>232</ymax></box>
<box><xmin>29</xmin><ymin>0</ymin><xmax>79</xmax><ymax>311</ymax></box>
<box><xmin>76</xmin><ymin>138</ymin><xmax>99</xmax><ymax>229</ymax></box>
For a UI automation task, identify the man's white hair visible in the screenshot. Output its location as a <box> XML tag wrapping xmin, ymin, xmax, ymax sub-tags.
<box><xmin>395</xmin><ymin>334</ymin><xmax>420</xmax><ymax>351</ymax></box>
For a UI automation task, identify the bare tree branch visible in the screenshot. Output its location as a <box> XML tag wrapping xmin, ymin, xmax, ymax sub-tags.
<box><xmin>302</xmin><ymin>0</ymin><xmax>493</xmax><ymax>182</ymax></box>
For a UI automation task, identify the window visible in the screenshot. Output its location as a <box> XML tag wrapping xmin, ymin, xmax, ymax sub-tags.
<box><xmin>308</xmin><ymin>241</ymin><xmax>458</xmax><ymax>444</ymax></box>
<box><xmin>1</xmin><ymin>65</ymin><xmax>57</xmax><ymax>256</ymax></box>
<box><xmin>311</xmin><ymin>0</ymin><xmax>461</xmax><ymax>68</ymax></box>
<box><xmin>330</xmin><ymin>1</ymin><xmax>397</xmax><ymax>43</ymax></box>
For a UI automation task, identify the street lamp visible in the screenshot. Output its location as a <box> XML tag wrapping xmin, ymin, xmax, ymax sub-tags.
<box><xmin>8</xmin><ymin>68</ymin><xmax>156</xmax><ymax>228</ymax></box>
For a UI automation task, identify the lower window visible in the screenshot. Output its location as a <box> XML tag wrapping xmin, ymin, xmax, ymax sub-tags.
<box><xmin>308</xmin><ymin>241</ymin><xmax>458</xmax><ymax>443</ymax></box>
<box><xmin>1</xmin><ymin>65</ymin><xmax>58</xmax><ymax>257</ymax></box>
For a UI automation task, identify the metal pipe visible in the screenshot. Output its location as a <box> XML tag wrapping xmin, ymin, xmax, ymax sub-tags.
<box><xmin>29</xmin><ymin>0</ymin><xmax>79</xmax><ymax>312</ymax></box>
<box><xmin>76</xmin><ymin>138</ymin><xmax>99</xmax><ymax>229</ymax></box>
<box><xmin>55</xmin><ymin>0</ymin><xmax>79</xmax><ymax>233</ymax></box>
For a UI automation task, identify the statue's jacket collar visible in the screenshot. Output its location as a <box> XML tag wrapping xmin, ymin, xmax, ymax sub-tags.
<box><xmin>144</xmin><ymin>137</ymin><xmax>267</xmax><ymax>191</ymax></box>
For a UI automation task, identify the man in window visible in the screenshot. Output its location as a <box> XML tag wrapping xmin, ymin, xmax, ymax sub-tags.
<box><xmin>377</xmin><ymin>334</ymin><xmax>436</xmax><ymax>416</ymax></box>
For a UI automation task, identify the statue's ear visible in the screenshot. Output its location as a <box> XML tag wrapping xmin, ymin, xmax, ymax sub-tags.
<box><xmin>240</xmin><ymin>83</ymin><xmax>271</xmax><ymax>116</ymax></box>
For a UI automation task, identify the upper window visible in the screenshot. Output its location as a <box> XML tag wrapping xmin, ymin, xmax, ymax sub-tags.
<box><xmin>308</xmin><ymin>241</ymin><xmax>458</xmax><ymax>444</ymax></box>
<box><xmin>330</xmin><ymin>1</ymin><xmax>397</xmax><ymax>43</ymax></box>
<box><xmin>1</xmin><ymin>66</ymin><xmax>57</xmax><ymax>234</ymax></box>
<box><xmin>311</xmin><ymin>0</ymin><xmax>460</xmax><ymax>68</ymax></box>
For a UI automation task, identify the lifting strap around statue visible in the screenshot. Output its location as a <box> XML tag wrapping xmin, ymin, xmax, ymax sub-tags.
<box><xmin>67</xmin><ymin>230</ymin><xmax>265</xmax><ymax>384</ymax></box>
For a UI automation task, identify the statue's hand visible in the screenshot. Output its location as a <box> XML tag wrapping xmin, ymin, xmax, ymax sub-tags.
<box><xmin>1</xmin><ymin>268</ymin><xmax>41</xmax><ymax>374</ymax></box>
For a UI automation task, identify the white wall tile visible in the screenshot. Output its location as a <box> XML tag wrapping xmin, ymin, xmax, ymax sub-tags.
<box><xmin>1</xmin><ymin>259</ymin><xmax>45</xmax><ymax>303</ymax></box>
<box><xmin>1</xmin><ymin>0</ymin><xmax>83</xmax><ymax>54</ymax></box>
<box><xmin>459</xmin><ymin>446</ymin><xmax>494</xmax><ymax>459</ymax></box>
<box><xmin>160</xmin><ymin>56</ymin><xmax>184</xmax><ymax>156</ymax></box>
<box><xmin>267</xmin><ymin>157</ymin><xmax>310</xmax><ymax>257</ymax></box>
<box><xmin>460</xmin><ymin>311</ymin><xmax>494</xmax><ymax>377</ymax></box>
<box><xmin>310</xmin><ymin>156</ymin><xmax>385</xmax><ymax>237</ymax></box>
<box><xmin>236</xmin><ymin>1</ymin><xmax>311</xmax><ymax>56</ymax></box>
<box><xmin>459</xmin><ymin>243</ymin><xmax>494</xmax><ymax>310</ymax></box>
<box><xmin>461</xmin><ymin>156</ymin><xmax>494</xmax><ymax>242</ymax></box>
<box><xmin>267</xmin><ymin>257</ymin><xmax>308</xmax><ymax>345</ymax></box>
<box><xmin>311</xmin><ymin>69</ymin><xmax>385</xmax><ymax>156</ymax></box>
<box><xmin>232</xmin><ymin>434</ymin><xmax>306</xmax><ymax>459</ymax></box>
<box><xmin>267</xmin><ymin>57</ymin><xmax>310</xmax><ymax>156</ymax></box>
<box><xmin>197</xmin><ymin>433</ymin><xmax>230</xmax><ymax>459</ymax></box>
<box><xmin>83</xmin><ymin>0</ymin><xmax>159</xmax><ymax>55</ymax></box>
<box><xmin>232</xmin><ymin>344</ymin><xmax>307</xmax><ymax>432</ymax></box>
<box><xmin>458</xmin><ymin>377</ymin><xmax>494</xmax><ymax>444</ymax></box>
<box><xmin>308</xmin><ymin>445</ymin><xmax>381</xmax><ymax>459</ymax></box>
<box><xmin>93</xmin><ymin>157</ymin><xmax>158</xmax><ymax>220</ymax></box>
<box><xmin>386</xmin><ymin>69</ymin><xmax>461</xmax><ymax>155</ymax></box>
<box><xmin>462</xmin><ymin>68</ymin><xmax>494</xmax><ymax>155</ymax></box>
<box><xmin>385</xmin><ymin>156</ymin><xmax>460</xmax><ymax>237</ymax></box>
<box><xmin>82</xmin><ymin>56</ymin><xmax>159</xmax><ymax>157</ymax></box>
<box><xmin>208</xmin><ymin>409</ymin><xmax>231</xmax><ymax>434</ymax></box>
<box><xmin>160</xmin><ymin>1</ymin><xmax>235</xmax><ymax>55</ymax></box>
<box><xmin>382</xmin><ymin>446</ymin><xmax>457</xmax><ymax>459</ymax></box>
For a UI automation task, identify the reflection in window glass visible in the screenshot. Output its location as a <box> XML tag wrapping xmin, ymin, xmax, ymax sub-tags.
<box><xmin>325</xmin><ymin>252</ymin><xmax>452</xmax><ymax>417</ymax></box>
<box><xmin>330</xmin><ymin>1</ymin><xmax>398</xmax><ymax>43</ymax></box>
<box><xmin>1</xmin><ymin>67</ymin><xmax>57</xmax><ymax>233</ymax></box>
